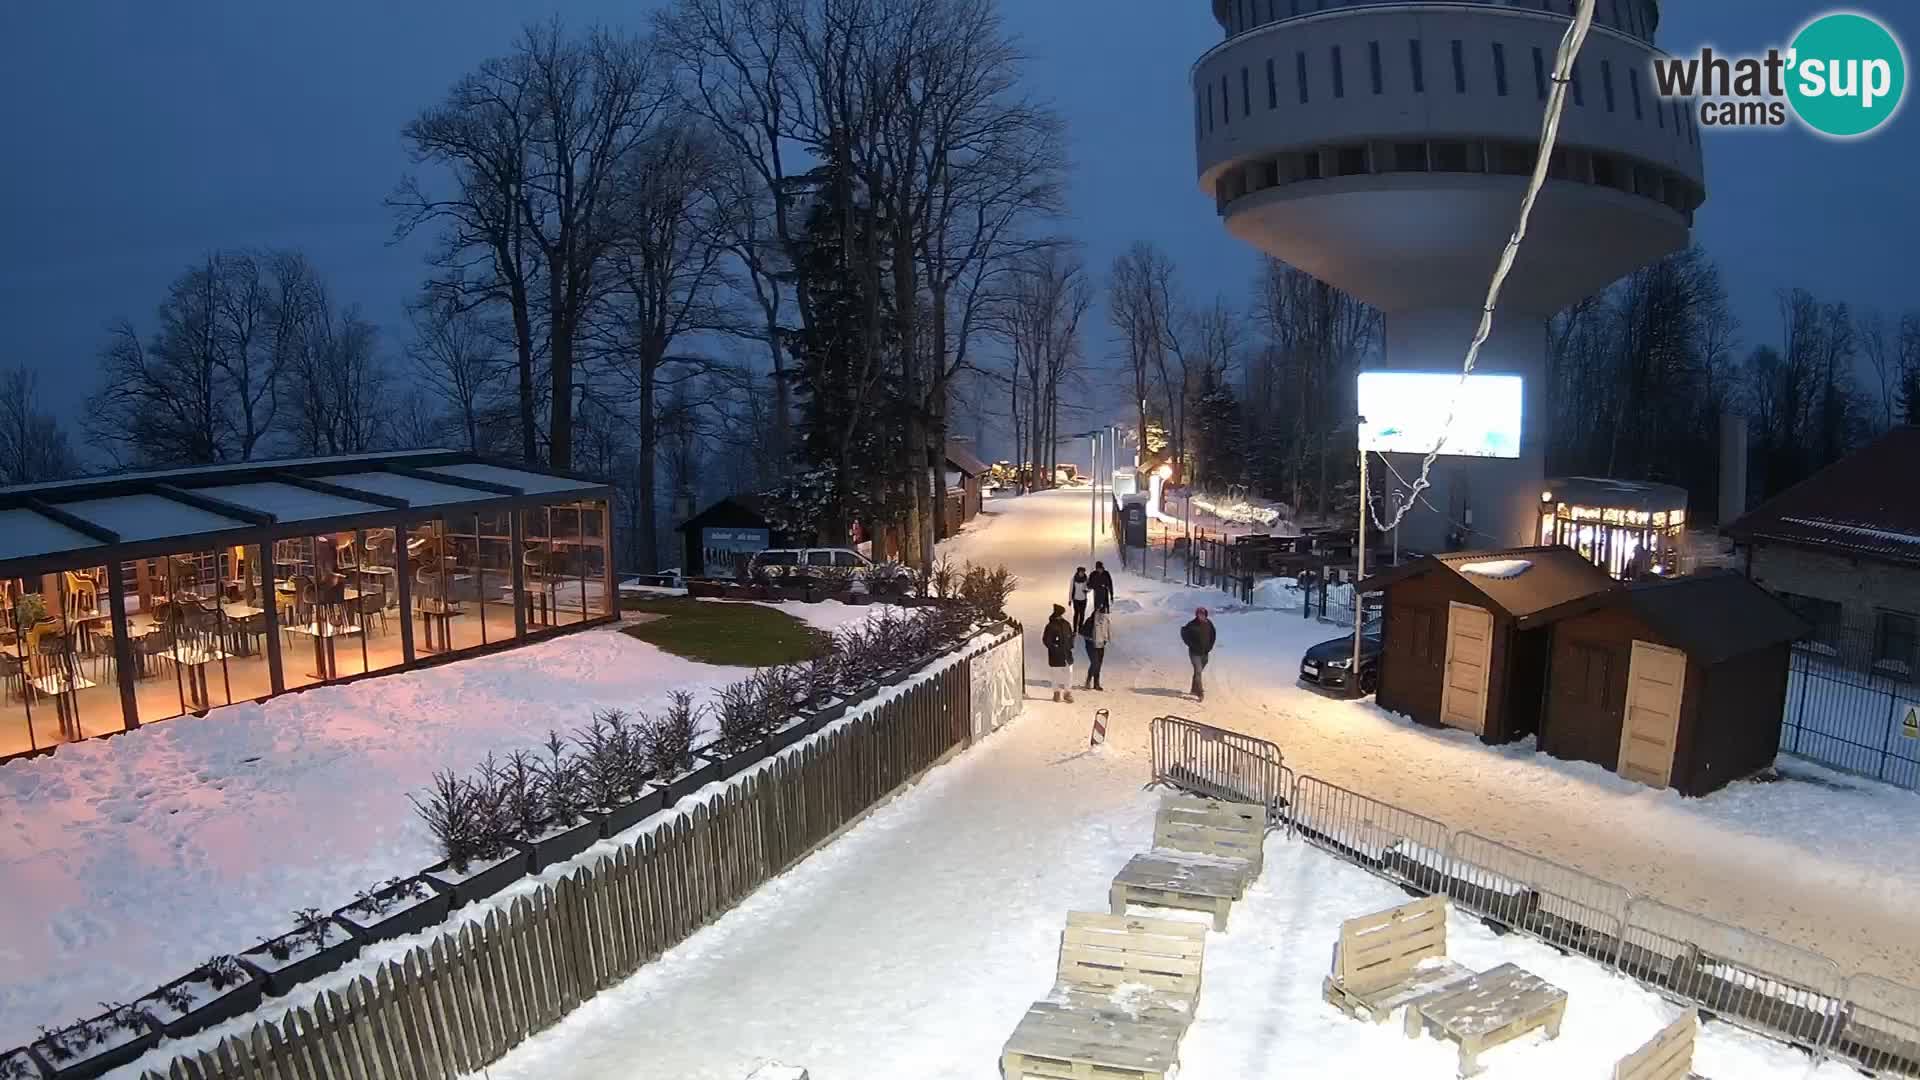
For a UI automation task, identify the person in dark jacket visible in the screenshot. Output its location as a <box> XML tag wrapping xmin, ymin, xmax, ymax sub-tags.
<box><xmin>1180</xmin><ymin>606</ymin><xmax>1217</xmax><ymax>701</ymax></box>
<box><xmin>1080</xmin><ymin>608</ymin><xmax>1112</xmax><ymax>691</ymax></box>
<box><xmin>1042</xmin><ymin>603</ymin><xmax>1076</xmax><ymax>703</ymax></box>
<box><xmin>1069</xmin><ymin>567</ymin><xmax>1090</xmax><ymax>630</ymax></box>
<box><xmin>1088</xmin><ymin>561</ymin><xmax>1114</xmax><ymax>613</ymax></box>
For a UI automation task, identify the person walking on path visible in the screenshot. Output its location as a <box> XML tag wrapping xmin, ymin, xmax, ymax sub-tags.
<box><xmin>1080</xmin><ymin>607</ymin><xmax>1111</xmax><ymax>691</ymax></box>
<box><xmin>1180</xmin><ymin>606</ymin><xmax>1217</xmax><ymax>701</ymax></box>
<box><xmin>1088</xmin><ymin>561</ymin><xmax>1114</xmax><ymax>613</ymax></box>
<box><xmin>1042</xmin><ymin>604</ymin><xmax>1077</xmax><ymax>703</ymax></box>
<box><xmin>1069</xmin><ymin>567</ymin><xmax>1090</xmax><ymax>629</ymax></box>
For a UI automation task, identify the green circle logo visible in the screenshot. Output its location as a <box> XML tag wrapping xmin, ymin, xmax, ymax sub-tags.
<box><xmin>1786</xmin><ymin>12</ymin><xmax>1906</xmax><ymax>138</ymax></box>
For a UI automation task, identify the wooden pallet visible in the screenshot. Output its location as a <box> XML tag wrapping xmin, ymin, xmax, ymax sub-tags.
<box><xmin>1614</xmin><ymin>1009</ymin><xmax>1704</xmax><ymax>1080</ymax></box>
<box><xmin>1049</xmin><ymin>911</ymin><xmax>1206</xmax><ymax>1027</ymax></box>
<box><xmin>1110</xmin><ymin>854</ymin><xmax>1243</xmax><ymax>931</ymax></box>
<box><xmin>1403</xmin><ymin>962</ymin><xmax>1568</xmax><ymax>1078</ymax></box>
<box><xmin>1152</xmin><ymin>795</ymin><xmax>1265</xmax><ymax>877</ymax></box>
<box><xmin>1002</xmin><ymin>1002</ymin><xmax>1180</xmax><ymax>1080</ymax></box>
<box><xmin>1322</xmin><ymin>894</ymin><xmax>1475</xmax><ymax>1023</ymax></box>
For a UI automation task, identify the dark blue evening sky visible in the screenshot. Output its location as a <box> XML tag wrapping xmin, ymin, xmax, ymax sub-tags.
<box><xmin>1</xmin><ymin>2</ymin><xmax>1914</xmax><ymax>447</ymax></box>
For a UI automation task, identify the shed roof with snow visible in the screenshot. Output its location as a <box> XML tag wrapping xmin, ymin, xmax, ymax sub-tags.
<box><xmin>944</xmin><ymin>441</ymin><xmax>990</xmax><ymax>477</ymax></box>
<box><xmin>1533</xmin><ymin>571</ymin><xmax>1810</xmax><ymax>666</ymax></box>
<box><xmin>1724</xmin><ymin>425</ymin><xmax>1920</xmax><ymax>565</ymax></box>
<box><xmin>1357</xmin><ymin>545</ymin><xmax>1621</xmax><ymax>625</ymax></box>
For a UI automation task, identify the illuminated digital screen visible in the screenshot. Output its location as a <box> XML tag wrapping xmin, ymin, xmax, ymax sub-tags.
<box><xmin>1358</xmin><ymin>372</ymin><xmax>1522</xmax><ymax>459</ymax></box>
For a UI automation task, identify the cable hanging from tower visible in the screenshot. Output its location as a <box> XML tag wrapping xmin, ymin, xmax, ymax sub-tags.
<box><xmin>1368</xmin><ymin>0</ymin><xmax>1599</xmax><ymax>536</ymax></box>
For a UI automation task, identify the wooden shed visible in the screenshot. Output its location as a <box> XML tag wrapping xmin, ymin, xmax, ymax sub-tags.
<box><xmin>1533</xmin><ymin>572</ymin><xmax>1809</xmax><ymax>795</ymax></box>
<box><xmin>1359</xmin><ymin>546</ymin><xmax>1619</xmax><ymax>744</ymax></box>
<box><xmin>676</xmin><ymin>495</ymin><xmax>806</xmax><ymax>580</ymax></box>
<box><xmin>944</xmin><ymin>440</ymin><xmax>990</xmax><ymax>526</ymax></box>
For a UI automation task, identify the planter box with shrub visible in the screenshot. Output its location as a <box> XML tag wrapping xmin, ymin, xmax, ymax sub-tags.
<box><xmin>1</xmin><ymin>1048</ymin><xmax>39</xmax><ymax>1080</ymax></box>
<box><xmin>597</xmin><ymin>782</ymin><xmax>667</xmax><ymax>838</ymax></box>
<box><xmin>659</xmin><ymin>757</ymin><xmax>722</xmax><ymax>806</ymax></box>
<box><xmin>807</xmin><ymin>695</ymin><xmax>848</xmax><ymax>729</ymax></box>
<box><xmin>27</xmin><ymin>1004</ymin><xmax>159</xmax><ymax>1080</ymax></box>
<box><xmin>768</xmin><ymin>715</ymin><xmax>813</xmax><ymax>754</ymax></box>
<box><xmin>135</xmin><ymin>955</ymin><xmax>263</xmax><ymax>1040</ymax></box>
<box><xmin>699</xmin><ymin>739</ymin><xmax>768</xmax><ymax>782</ymax></box>
<box><xmin>332</xmin><ymin>876</ymin><xmax>452</xmax><ymax>945</ymax></box>
<box><xmin>421</xmin><ymin>848</ymin><xmax>530</xmax><ymax>908</ymax></box>
<box><xmin>510</xmin><ymin>812</ymin><xmax>607</xmax><ymax>874</ymax></box>
<box><xmin>239</xmin><ymin>913</ymin><xmax>361</xmax><ymax>997</ymax></box>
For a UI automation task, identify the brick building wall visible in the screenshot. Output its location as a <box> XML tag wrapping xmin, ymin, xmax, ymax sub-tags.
<box><xmin>1748</xmin><ymin>543</ymin><xmax>1920</xmax><ymax>627</ymax></box>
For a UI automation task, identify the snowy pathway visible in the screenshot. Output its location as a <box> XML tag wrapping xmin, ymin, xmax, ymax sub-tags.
<box><xmin>944</xmin><ymin>490</ymin><xmax>1917</xmax><ymax>987</ymax></box>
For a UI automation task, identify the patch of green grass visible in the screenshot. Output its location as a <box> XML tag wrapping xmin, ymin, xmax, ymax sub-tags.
<box><xmin>620</xmin><ymin>597</ymin><xmax>832</xmax><ymax>667</ymax></box>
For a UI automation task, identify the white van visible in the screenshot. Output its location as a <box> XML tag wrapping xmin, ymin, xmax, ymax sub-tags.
<box><xmin>746</xmin><ymin>548</ymin><xmax>873</xmax><ymax>577</ymax></box>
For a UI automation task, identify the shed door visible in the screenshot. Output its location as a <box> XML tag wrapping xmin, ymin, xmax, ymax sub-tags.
<box><xmin>1618</xmin><ymin>640</ymin><xmax>1687</xmax><ymax>789</ymax></box>
<box><xmin>1439</xmin><ymin>602</ymin><xmax>1494</xmax><ymax>735</ymax></box>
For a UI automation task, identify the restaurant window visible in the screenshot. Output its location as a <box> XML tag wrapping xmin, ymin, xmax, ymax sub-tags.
<box><xmin>1267</xmin><ymin>57</ymin><xmax>1278</xmax><ymax>108</ymax></box>
<box><xmin>473</xmin><ymin>510</ymin><xmax>519</xmax><ymax>644</ymax></box>
<box><xmin>1369</xmin><ymin>41</ymin><xmax>1382</xmax><ymax>94</ymax></box>
<box><xmin>271</xmin><ymin>533</ymin><xmax>368</xmax><ymax>687</ymax></box>
<box><xmin>1330</xmin><ymin>46</ymin><xmax>1344</xmax><ymax>98</ymax></box>
<box><xmin>3</xmin><ymin>566</ymin><xmax>126</xmax><ymax>755</ymax></box>
<box><xmin>130</xmin><ymin>549</ymin><xmax>250</xmax><ymax>722</ymax></box>
<box><xmin>410</xmin><ymin>518</ymin><xmax>484</xmax><ymax>655</ymax></box>
<box><xmin>1533</xmin><ymin>47</ymin><xmax>1547</xmax><ymax>100</ymax></box>
<box><xmin>1296</xmin><ymin>51</ymin><xmax>1309</xmax><ymax>104</ymax></box>
<box><xmin>1450</xmin><ymin>39</ymin><xmax>1466</xmax><ymax>93</ymax></box>
<box><xmin>1409</xmin><ymin>39</ymin><xmax>1424</xmax><ymax>93</ymax></box>
<box><xmin>1874</xmin><ymin>611</ymin><xmax>1917</xmax><ymax>681</ymax></box>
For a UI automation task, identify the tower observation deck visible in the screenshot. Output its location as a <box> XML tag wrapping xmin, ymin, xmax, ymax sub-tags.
<box><xmin>1193</xmin><ymin>0</ymin><xmax>1704</xmax><ymax>551</ymax></box>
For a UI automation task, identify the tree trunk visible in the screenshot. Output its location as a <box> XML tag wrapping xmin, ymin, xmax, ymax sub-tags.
<box><xmin>548</xmin><ymin>262</ymin><xmax>573</xmax><ymax>472</ymax></box>
<box><xmin>638</xmin><ymin>348</ymin><xmax>659</xmax><ymax>572</ymax></box>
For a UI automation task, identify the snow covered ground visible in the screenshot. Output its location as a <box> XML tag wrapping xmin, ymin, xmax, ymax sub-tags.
<box><xmin>0</xmin><ymin>602</ymin><xmax>902</xmax><ymax>1049</ymax></box>
<box><xmin>459</xmin><ymin>649</ymin><xmax>1845</xmax><ymax>1079</ymax></box>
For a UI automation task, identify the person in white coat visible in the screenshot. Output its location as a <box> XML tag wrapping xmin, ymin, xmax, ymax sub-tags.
<box><xmin>1080</xmin><ymin>608</ymin><xmax>1112</xmax><ymax>691</ymax></box>
<box><xmin>1069</xmin><ymin>567</ymin><xmax>1090</xmax><ymax>629</ymax></box>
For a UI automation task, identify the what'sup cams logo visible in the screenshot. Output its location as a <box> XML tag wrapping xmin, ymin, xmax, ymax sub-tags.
<box><xmin>1652</xmin><ymin>10</ymin><xmax>1906</xmax><ymax>138</ymax></box>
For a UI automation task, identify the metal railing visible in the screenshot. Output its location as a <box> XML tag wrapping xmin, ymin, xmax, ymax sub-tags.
<box><xmin>1148</xmin><ymin>718</ymin><xmax>1920</xmax><ymax>1077</ymax></box>
<box><xmin>1148</xmin><ymin>716</ymin><xmax>1290</xmax><ymax>822</ymax></box>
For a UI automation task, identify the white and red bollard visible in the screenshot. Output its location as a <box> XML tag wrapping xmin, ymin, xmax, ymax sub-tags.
<box><xmin>1089</xmin><ymin>708</ymin><xmax>1109</xmax><ymax>748</ymax></box>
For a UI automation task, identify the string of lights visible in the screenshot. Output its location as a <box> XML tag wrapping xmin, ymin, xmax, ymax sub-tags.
<box><xmin>1367</xmin><ymin>0</ymin><xmax>1599</xmax><ymax>537</ymax></box>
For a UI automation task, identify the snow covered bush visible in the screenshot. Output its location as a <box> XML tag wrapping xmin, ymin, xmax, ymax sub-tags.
<box><xmin>2</xmin><ymin>1047</ymin><xmax>40</xmax><ymax>1079</ymax></box>
<box><xmin>868</xmin><ymin>559</ymin><xmax>911</xmax><ymax>595</ymax></box>
<box><xmin>489</xmin><ymin>752</ymin><xmax>546</xmax><ymax>841</ymax></box>
<box><xmin>814</xmin><ymin>564</ymin><xmax>855</xmax><ymax>594</ymax></box>
<box><xmin>642</xmin><ymin>692</ymin><xmax>702</xmax><ymax>778</ymax></box>
<box><xmin>758</xmin><ymin>665</ymin><xmax>804</xmax><ymax>726</ymax></box>
<box><xmin>537</xmin><ymin>732</ymin><xmax>587</xmax><ymax>830</ymax></box>
<box><xmin>410</xmin><ymin>768</ymin><xmax>507</xmax><ymax>872</ymax></box>
<box><xmin>804</xmin><ymin>650</ymin><xmax>842</xmax><ymax>702</ymax></box>
<box><xmin>714</xmin><ymin>678</ymin><xmax>768</xmax><ymax>753</ymax></box>
<box><xmin>928</xmin><ymin>555</ymin><xmax>958</xmax><ymax>600</ymax></box>
<box><xmin>576</xmin><ymin>708</ymin><xmax>648</xmax><ymax>809</ymax></box>
<box><xmin>958</xmin><ymin>562</ymin><xmax>1017</xmax><ymax>621</ymax></box>
<box><xmin>345</xmin><ymin>878</ymin><xmax>429</xmax><ymax>920</ymax></box>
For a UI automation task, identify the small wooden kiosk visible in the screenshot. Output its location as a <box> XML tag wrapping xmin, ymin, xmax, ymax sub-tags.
<box><xmin>1360</xmin><ymin>547</ymin><xmax>1619</xmax><ymax>744</ymax></box>
<box><xmin>1534</xmin><ymin>572</ymin><xmax>1807</xmax><ymax>795</ymax></box>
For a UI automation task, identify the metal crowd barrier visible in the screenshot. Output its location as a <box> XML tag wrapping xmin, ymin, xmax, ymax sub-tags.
<box><xmin>1148</xmin><ymin>715</ymin><xmax>1290</xmax><ymax>822</ymax></box>
<box><xmin>1144</xmin><ymin>717</ymin><xmax>1920</xmax><ymax>1076</ymax></box>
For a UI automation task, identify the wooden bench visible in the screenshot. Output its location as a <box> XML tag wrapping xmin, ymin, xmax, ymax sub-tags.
<box><xmin>1109</xmin><ymin>796</ymin><xmax>1264</xmax><ymax>930</ymax></box>
<box><xmin>1614</xmin><ymin>1010</ymin><xmax>1704</xmax><ymax>1080</ymax></box>
<box><xmin>1403</xmin><ymin>962</ymin><xmax>1568</xmax><ymax>1078</ymax></box>
<box><xmin>1003</xmin><ymin>912</ymin><xmax>1207</xmax><ymax>1080</ymax></box>
<box><xmin>1044</xmin><ymin>911</ymin><xmax>1206</xmax><ymax>1027</ymax></box>
<box><xmin>1322</xmin><ymin>894</ymin><xmax>1477</xmax><ymax>1023</ymax></box>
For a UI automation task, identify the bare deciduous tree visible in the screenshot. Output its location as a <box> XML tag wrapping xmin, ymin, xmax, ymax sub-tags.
<box><xmin>408</xmin><ymin>300</ymin><xmax>507</xmax><ymax>452</ymax></box>
<box><xmin>0</xmin><ymin>367</ymin><xmax>77</xmax><ymax>484</ymax></box>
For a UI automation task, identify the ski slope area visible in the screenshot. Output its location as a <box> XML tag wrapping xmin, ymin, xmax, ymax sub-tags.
<box><xmin>943</xmin><ymin>490</ymin><xmax>1919</xmax><ymax>986</ymax></box>
<box><xmin>466</xmin><ymin>641</ymin><xmax>1842</xmax><ymax>1079</ymax></box>
<box><xmin>0</xmin><ymin>603</ymin><xmax>892</xmax><ymax>1050</ymax></box>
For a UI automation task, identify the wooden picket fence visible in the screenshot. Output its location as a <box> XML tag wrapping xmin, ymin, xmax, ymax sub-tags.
<box><xmin>141</xmin><ymin>648</ymin><xmax>1001</xmax><ymax>1080</ymax></box>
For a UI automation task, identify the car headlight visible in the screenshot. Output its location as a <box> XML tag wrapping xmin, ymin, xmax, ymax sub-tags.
<box><xmin>1328</xmin><ymin>657</ymin><xmax>1352</xmax><ymax>670</ymax></box>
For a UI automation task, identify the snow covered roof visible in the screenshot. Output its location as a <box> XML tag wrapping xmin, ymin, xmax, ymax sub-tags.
<box><xmin>0</xmin><ymin>451</ymin><xmax>613</xmax><ymax>577</ymax></box>
<box><xmin>1359</xmin><ymin>546</ymin><xmax>1619</xmax><ymax>623</ymax></box>
<box><xmin>1726</xmin><ymin>426</ymin><xmax>1920</xmax><ymax>565</ymax></box>
<box><xmin>1529</xmin><ymin>572</ymin><xmax>1811</xmax><ymax>665</ymax></box>
<box><xmin>944</xmin><ymin>440</ymin><xmax>990</xmax><ymax>477</ymax></box>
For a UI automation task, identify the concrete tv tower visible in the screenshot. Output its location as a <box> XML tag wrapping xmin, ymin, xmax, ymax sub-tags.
<box><xmin>1192</xmin><ymin>0</ymin><xmax>1705</xmax><ymax>552</ymax></box>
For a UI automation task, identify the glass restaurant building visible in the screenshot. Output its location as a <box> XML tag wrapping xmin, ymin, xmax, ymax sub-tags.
<box><xmin>0</xmin><ymin>451</ymin><xmax>615</xmax><ymax>760</ymax></box>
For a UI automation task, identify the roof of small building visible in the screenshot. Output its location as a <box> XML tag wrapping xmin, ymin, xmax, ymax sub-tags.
<box><xmin>677</xmin><ymin>494</ymin><xmax>774</xmax><ymax>531</ymax></box>
<box><xmin>1357</xmin><ymin>545</ymin><xmax>1621</xmax><ymax>623</ymax></box>
<box><xmin>1725</xmin><ymin>426</ymin><xmax>1920</xmax><ymax>564</ymax></box>
<box><xmin>0</xmin><ymin>451</ymin><xmax>610</xmax><ymax>578</ymax></box>
<box><xmin>944</xmin><ymin>440</ymin><xmax>991</xmax><ymax>477</ymax></box>
<box><xmin>1532</xmin><ymin>571</ymin><xmax>1810</xmax><ymax>666</ymax></box>
<box><xmin>1545</xmin><ymin>476</ymin><xmax>1688</xmax><ymax>514</ymax></box>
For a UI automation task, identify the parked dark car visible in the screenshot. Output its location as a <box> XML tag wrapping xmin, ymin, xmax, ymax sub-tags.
<box><xmin>1299</xmin><ymin>617</ymin><xmax>1382</xmax><ymax>694</ymax></box>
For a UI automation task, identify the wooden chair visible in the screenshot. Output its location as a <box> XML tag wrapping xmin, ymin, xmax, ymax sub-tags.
<box><xmin>1322</xmin><ymin>894</ymin><xmax>1476</xmax><ymax>1024</ymax></box>
<box><xmin>1003</xmin><ymin>912</ymin><xmax>1206</xmax><ymax>1080</ymax></box>
<box><xmin>1109</xmin><ymin>796</ymin><xmax>1264</xmax><ymax>931</ymax></box>
<box><xmin>1613</xmin><ymin>1010</ymin><xmax>1703</xmax><ymax>1080</ymax></box>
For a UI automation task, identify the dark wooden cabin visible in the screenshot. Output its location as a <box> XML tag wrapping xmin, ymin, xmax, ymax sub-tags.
<box><xmin>1534</xmin><ymin>572</ymin><xmax>1808</xmax><ymax>795</ymax></box>
<box><xmin>1359</xmin><ymin>547</ymin><xmax>1619</xmax><ymax>744</ymax></box>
